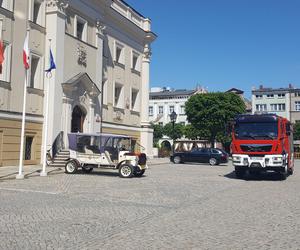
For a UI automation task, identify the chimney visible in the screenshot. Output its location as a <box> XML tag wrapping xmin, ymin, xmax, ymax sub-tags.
<box><xmin>289</xmin><ymin>83</ymin><xmax>293</xmax><ymax>89</ymax></box>
<box><xmin>259</xmin><ymin>85</ymin><xmax>263</xmax><ymax>90</ymax></box>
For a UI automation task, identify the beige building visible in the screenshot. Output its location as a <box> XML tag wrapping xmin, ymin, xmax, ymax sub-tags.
<box><xmin>0</xmin><ymin>0</ymin><xmax>156</xmax><ymax>166</ymax></box>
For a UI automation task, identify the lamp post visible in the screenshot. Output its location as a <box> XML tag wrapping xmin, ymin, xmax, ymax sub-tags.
<box><xmin>170</xmin><ymin>111</ymin><xmax>177</xmax><ymax>155</ymax></box>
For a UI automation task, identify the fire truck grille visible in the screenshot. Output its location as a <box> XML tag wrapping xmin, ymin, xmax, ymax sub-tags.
<box><xmin>240</xmin><ymin>144</ymin><xmax>272</xmax><ymax>152</ymax></box>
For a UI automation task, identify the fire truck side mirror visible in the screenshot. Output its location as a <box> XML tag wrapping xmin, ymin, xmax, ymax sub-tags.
<box><xmin>286</xmin><ymin>124</ymin><xmax>291</xmax><ymax>135</ymax></box>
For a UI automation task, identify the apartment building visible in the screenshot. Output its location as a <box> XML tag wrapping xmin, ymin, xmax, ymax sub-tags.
<box><xmin>252</xmin><ymin>86</ymin><xmax>291</xmax><ymax>120</ymax></box>
<box><xmin>0</xmin><ymin>0</ymin><xmax>156</xmax><ymax>166</ymax></box>
<box><xmin>149</xmin><ymin>87</ymin><xmax>207</xmax><ymax>126</ymax></box>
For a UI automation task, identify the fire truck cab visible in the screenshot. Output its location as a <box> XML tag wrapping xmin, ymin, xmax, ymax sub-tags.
<box><xmin>231</xmin><ymin>114</ymin><xmax>294</xmax><ymax>179</ymax></box>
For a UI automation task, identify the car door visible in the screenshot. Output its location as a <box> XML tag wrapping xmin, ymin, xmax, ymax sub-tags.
<box><xmin>187</xmin><ymin>148</ymin><xmax>200</xmax><ymax>162</ymax></box>
<box><xmin>199</xmin><ymin>148</ymin><xmax>211</xmax><ymax>163</ymax></box>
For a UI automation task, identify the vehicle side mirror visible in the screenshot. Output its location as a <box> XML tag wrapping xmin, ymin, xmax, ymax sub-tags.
<box><xmin>286</xmin><ymin>124</ymin><xmax>291</xmax><ymax>135</ymax></box>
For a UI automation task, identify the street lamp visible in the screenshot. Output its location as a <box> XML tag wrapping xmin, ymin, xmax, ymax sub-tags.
<box><xmin>170</xmin><ymin>111</ymin><xmax>177</xmax><ymax>155</ymax></box>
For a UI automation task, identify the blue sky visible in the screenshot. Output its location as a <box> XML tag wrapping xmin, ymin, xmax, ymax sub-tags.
<box><xmin>125</xmin><ymin>0</ymin><xmax>300</xmax><ymax>98</ymax></box>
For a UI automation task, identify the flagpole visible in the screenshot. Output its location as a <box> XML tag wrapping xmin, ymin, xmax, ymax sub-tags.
<box><xmin>16</xmin><ymin>69</ymin><xmax>28</xmax><ymax>179</ymax></box>
<box><xmin>40</xmin><ymin>61</ymin><xmax>51</xmax><ymax>177</ymax></box>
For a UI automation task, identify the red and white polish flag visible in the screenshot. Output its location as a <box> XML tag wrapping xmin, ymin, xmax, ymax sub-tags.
<box><xmin>23</xmin><ymin>33</ymin><xmax>30</xmax><ymax>69</ymax></box>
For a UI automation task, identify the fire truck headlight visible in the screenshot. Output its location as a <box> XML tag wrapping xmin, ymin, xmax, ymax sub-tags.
<box><xmin>233</xmin><ymin>156</ymin><xmax>241</xmax><ymax>162</ymax></box>
<box><xmin>265</xmin><ymin>158</ymin><xmax>270</xmax><ymax>165</ymax></box>
<box><xmin>243</xmin><ymin>158</ymin><xmax>249</xmax><ymax>166</ymax></box>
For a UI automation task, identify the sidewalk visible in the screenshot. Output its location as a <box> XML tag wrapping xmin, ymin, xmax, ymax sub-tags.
<box><xmin>147</xmin><ymin>157</ymin><xmax>171</xmax><ymax>166</ymax></box>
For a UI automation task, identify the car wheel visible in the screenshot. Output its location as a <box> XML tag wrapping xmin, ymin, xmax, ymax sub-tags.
<box><xmin>65</xmin><ymin>160</ymin><xmax>78</xmax><ymax>174</ymax></box>
<box><xmin>119</xmin><ymin>164</ymin><xmax>134</xmax><ymax>178</ymax></box>
<box><xmin>209</xmin><ymin>158</ymin><xmax>217</xmax><ymax>166</ymax></box>
<box><xmin>173</xmin><ymin>156</ymin><xmax>181</xmax><ymax>164</ymax></box>
<box><xmin>82</xmin><ymin>166</ymin><xmax>93</xmax><ymax>173</ymax></box>
<box><xmin>134</xmin><ymin>169</ymin><xmax>145</xmax><ymax>177</ymax></box>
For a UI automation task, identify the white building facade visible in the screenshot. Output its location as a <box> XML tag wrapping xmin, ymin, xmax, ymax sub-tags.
<box><xmin>0</xmin><ymin>0</ymin><xmax>156</xmax><ymax>166</ymax></box>
<box><xmin>149</xmin><ymin>87</ymin><xmax>207</xmax><ymax>126</ymax></box>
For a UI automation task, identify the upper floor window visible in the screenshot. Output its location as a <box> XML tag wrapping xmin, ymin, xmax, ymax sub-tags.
<box><xmin>180</xmin><ymin>105</ymin><xmax>185</xmax><ymax>114</ymax></box>
<box><xmin>0</xmin><ymin>42</ymin><xmax>11</xmax><ymax>82</ymax></box>
<box><xmin>131</xmin><ymin>51</ymin><xmax>140</xmax><ymax>71</ymax></box>
<box><xmin>255</xmin><ymin>94</ymin><xmax>263</xmax><ymax>99</ymax></box>
<box><xmin>158</xmin><ymin>106</ymin><xmax>163</xmax><ymax>114</ymax></box>
<box><xmin>131</xmin><ymin>88</ymin><xmax>139</xmax><ymax>111</ymax></box>
<box><xmin>115</xmin><ymin>42</ymin><xmax>124</xmax><ymax>65</ymax></box>
<box><xmin>266</xmin><ymin>94</ymin><xmax>274</xmax><ymax>98</ymax></box>
<box><xmin>149</xmin><ymin>106</ymin><xmax>153</xmax><ymax>116</ymax></box>
<box><xmin>271</xmin><ymin>103</ymin><xmax>285</xmax><ymax>111</ymax></box>
<box><xmin>28</xmin><ymin>53</ymin><xmax>42</xmax><ymax>89</ymax></box>
<box><xmin>278</xmin><ymin>93</ymin><xmax>285</xmax><ymax>98</ymax></box>
<box><xmin>114</xmin><ymin>82</ymin><xmax>124</xmax><ymax>108</ymax></box>
<box><xmin>295</xmin><ymin>101</ymin><xmax>300</xmax><ymax>111</ymax></box>
<box><xmin>256</xmin><ymin>104</ymin><xmax>267</xmax><ymax>111</ymax></box>
<box><xmin>29</xmin><ymin>0</ymin><xmax>44</xmax><ymax>26</ymax></box>
<box><xmin>295</xmin><ymin>92</ymin><xmax>300</xmax><ymax>97</ymax></box>
<box><xmin>169</xmin><ymin>105</ymin><xmax>174</xmax><ymax>114</ymax></box>
<box><xmin>74</xmin><ymin>15</ymin><xmax>87</xmax><ymax>42</ymax></box>
<box><xmin>0</xmin><ymin>0</ymin><xmax>13</xmax><ymax>11</ymax></box>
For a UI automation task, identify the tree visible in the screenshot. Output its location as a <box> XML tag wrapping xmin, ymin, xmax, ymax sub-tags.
<box><xmin>185</xmin><ymin>92</ymin><xmax>246</xmax><ymax>147</ymax></box>
<box><xmin>163</xmin><ymin>122</ymin><xmax>184</xmax><ymax>141</ymax></box>
<box><xmin>183</xmin><ymin>124</ymin><xmax>210</xmax><ymax>140</ymax></box>
<box><xmin>294</xmin><ymin>122</ymin><xmax>300</xmax><ymax>140</ymax></box>
<box><xmin>151</xmin><ymin>123</ymin><xmax>164</xmax><ymax>147</ymax></box>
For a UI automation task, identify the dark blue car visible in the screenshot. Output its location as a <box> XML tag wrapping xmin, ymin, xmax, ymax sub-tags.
<box><xmin>170</xmin><ymin>148</ymin><xmax>228</xmax><ymax>165</ymax></box>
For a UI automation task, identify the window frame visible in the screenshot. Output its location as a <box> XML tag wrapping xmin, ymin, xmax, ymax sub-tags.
<box><xmin>149</xmin><ymin>106</ymin><xmax>153</xmax><ymax>117</ymax></box>
<box><xmin>131</xmin><ymin>88</ymin><xmax>139</xmax><ymax>111</ymax></box>
<box><xmin>114</xmin><ymin>41</ymin><xmax>125</xmax><ymax>65</ymax></box>
<box><xmin>131</xmin><ymin>50</ymin><xmax>140</xmax><ymax>72</ymax></box>
<box><xmin>295</xmin><ymin>101</ymin><xmax>300</xmax><ymax>111</ymax></box>
<box><xmin>29</xmin><ymin>0</ymin><xmax>45</xmax><ymax>26</ymax></box>
<box><xmin>74</xmin><ymin>15</ymin><xmax>87</xmax><ymax>42</ymax></box>
<box><xmin>28</xmin><ymin>52</ymin><xmax>43</xmax><ymax>89</ymax></box>
<box><xmin>0</xmin><ymin>41</ymin><xmax>11</xmax><ymax>83</ymax></box>
<box><xmin>114</xmin><ymin>82</ymin><xmax>124</xmax><ymax>108</ymax></box>
<box><xmin>0</xmin><ymin>0</ymin><xmax>13</xmax><ymax>11</ymax></box>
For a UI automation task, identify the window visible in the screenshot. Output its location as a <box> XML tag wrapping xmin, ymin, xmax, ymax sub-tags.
<box><xmin>114</xmin><ymin>83</ymin><xmax>123</xmax><ymax>108</ymax></box>
<box><xmin>255</xmin><ymin>95</ymin><xmax>263</xmax><ymax>99</ymax></box>
<box><xmin>149</xmin><ymin>106</ymin><xmax>153</xmax><ymax>116</ymax></box>
<box><xmin>102</xmin><ymin>80</ymin><xmax>107</xmax><ymax>105</ymax></box>
<box><xmin>256</xmin><ymin>104</ymin><xmax>267</xmax><ymax>111</ymax></box>
<box><xmin>0</xmin><ymin>42</ymin><xmax>11</xmax><ymax>82</ymax></box>
<box><xmin>169</xmin><ymin>106</ymin><xmax>174</xmax><ymax>114</ymax></box>
<box><xmin>24</xmin><ymin>136</ymin><xmax>34</xmax><ymax>160</ymax></box>
<box><xmin>296</xmin><ymin>102</ymin><xmax>300</xmax><ymax>111</ymax></box>
<box><xmin>278</xmin><ymin>93</ymin><xmax>285</xmax><ymax>98</ymax></box>
<box><xmin>131</xmin><ymin>51</ymin><xmax>140</xmax><ymax>71</ymax></box>
<box><xmin>158</xmin><ymin>106</ymin><xmax>163</xmax><ymax>114</ymax></box>
<box><xmin>266</xmin><ymin>94</ymin><xmax>274</xmax><ymax>98</ymax></box>
<box><xmin>131</xmin><ymin>88</ymin><xmax>139</xmax><ymax>111</ymax></box>
<box><xmin>180</xmin><ymin>105</ymin><xmax>185</xmax><ymax>114</ymax></box>
<box><xmin>271</xmin><ymin>104</ymin><xmax>285</xmax><ymax>111</ymax></box>
<box><xmin>158</xmin><ymin>122</ymin><xmax>163</xmax><ymax>126</ymax></box>
<box><xmin>75</xmin><ymin>15</ymin><xmax>87</xmax><ymax>42</ymax></box>
<box><xmin>30</xmin><ymin>0</ymin><xmax>44</xmax><ymax>25</ymax></box>
<box><xmin>295</xmin><ymin>92</ymin><xmax>300</xmax><ymax>97</ymax></box>
<box><xmin>29</xmin><ymin>54</ymin><xmax>42</xmax><ymax>89</ymax></box>
<box><xmin>115</xmin><ymin>42</ymin><xmax>124</xmax><ymax>65</ymax></box>
<box><xmin>0</xmin><ymin>0</ymin><xmax>12</xmax><ymax>11</ymax></box>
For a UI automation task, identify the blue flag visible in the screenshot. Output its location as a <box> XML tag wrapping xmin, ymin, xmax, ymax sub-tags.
<box><xmin>45</xmin><ymin>48</ymin><xmax>56</xmax><ymax>72</ymax></box>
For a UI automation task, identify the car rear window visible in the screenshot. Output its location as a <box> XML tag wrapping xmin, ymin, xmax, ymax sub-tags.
<box><xmin>212</xmin><ymin>149</ymin><xmax>221</xmax><ymax>154</ymax></box>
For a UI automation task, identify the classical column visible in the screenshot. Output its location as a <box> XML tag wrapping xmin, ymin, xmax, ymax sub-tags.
<box><xmin>140</xmin><ymin>43</ymin><xmax>154</xmax><ymax>157</ymax></box>
<box><xmin>95</xmin><ymin>19</ymin><xmax>105</xmax><ymax>133</ymax></box>
<box><xmin>62</xmin><ymin>96</ymin><xmax>73</xmax><ymax>147</ymax></box>
<box><xmin>45</xmin><ymin>0</ymin><xmax>68</xmax><ymax>151</ymax></box>
<box><xmin>140</xmin><ymin>43</ymin><xmax>151</xmax><ymax>127</ymax></box>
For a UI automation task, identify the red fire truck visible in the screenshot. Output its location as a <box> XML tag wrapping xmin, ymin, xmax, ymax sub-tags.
<box><xmin>231</xmin><ymin>114</ymin><xmax>294</xmax><ymax>179</ymax></box>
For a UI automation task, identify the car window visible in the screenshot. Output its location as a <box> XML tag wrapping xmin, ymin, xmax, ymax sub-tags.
<box><xmin>212</xmin><ymin>149</ymin><xmax>220</xmax><ymax>154</ymax></box>
<box><xmin>200</xmin><ymin>148</ymin><xmax>209</xmax><ymax>153</ymax></box>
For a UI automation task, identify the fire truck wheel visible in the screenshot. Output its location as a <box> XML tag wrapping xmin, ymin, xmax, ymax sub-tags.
<box><xmin>119</xmin><ymin>164</ymin><xmax>134</xmax><ymax>178</ymax></box>
<box><xmin>235</xmin><ymin>166</ymin><xmax>246</xmax><ymax>179</ymax></box>
<box><xmin>209</xmin><ymin>158</ymin><xmax>218</xmax><ymax>166</ymax></box>
<box><xmin>280</xmin><ymin>171</ymin><xmax>287</xmax><ymax>180</ymax></box>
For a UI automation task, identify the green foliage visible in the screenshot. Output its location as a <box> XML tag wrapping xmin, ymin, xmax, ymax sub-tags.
<box><xmin>163</xmin><ymin>122</ymin><xmax>184</xmax><ymax>140</ymax></box>
<box><xmin>151</xmin><ymin>123</ymin><xmax>164</xmax><ymax>146</ymax></box>
<box><xmin>185</xmin><ymin>92</ymin><xmax>246</xmax><ymax>146</ymax></box>
<box><xmin>183</xmin><ymin>124</ymin><xmax>210</xmax><ymax>140</ymax></box>
<box><xmin>294</xmin><ymin>122</ymin><xmax>300</xmax><ymax>140</ymax></box>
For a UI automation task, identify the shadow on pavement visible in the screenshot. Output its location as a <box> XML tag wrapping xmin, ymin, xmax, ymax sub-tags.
<box><xmin>224</xmin><ymin>170</ymin><xmax>285</xmax><ymax>181</ymax></box>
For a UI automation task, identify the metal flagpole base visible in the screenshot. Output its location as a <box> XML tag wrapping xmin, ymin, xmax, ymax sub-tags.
<box><xmin>16</xmin><ymin>174</ymin><xmax>25</xmax><ymax>180</ymax></box>
<box><xmin>40</xmin><ymin>171</ymin><xmax>47</xmax><ymax>177</ymax></box>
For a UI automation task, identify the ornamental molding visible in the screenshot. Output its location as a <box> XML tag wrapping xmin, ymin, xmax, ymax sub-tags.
<box><xmin>96</xmin><ymin>19</ymin><xmax>106</xmax><ymax>35</ymax></box>
<box><xmin>46</xmin><ymin>0</ymin><xmax>69</xmax><ymax>11</ymax></box>
<box><xmin>143</xmin><ymin>43</ymin><xmax>152</xmax><ymax>61</ymax></box>
<box><xmin>77</xmin><ymin>44</ymin><xmax>87</xmax><ymax>67</ymax></box>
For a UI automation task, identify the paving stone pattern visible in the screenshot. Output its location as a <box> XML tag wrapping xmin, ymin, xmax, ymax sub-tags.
<box><xmin>0</xmin><ymin>161</ymin><xmax>300</xmax><ymax>249</ymax></box>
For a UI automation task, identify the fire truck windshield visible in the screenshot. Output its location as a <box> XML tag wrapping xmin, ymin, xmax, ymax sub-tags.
<box><xmin>234</xmin><ymin>122</ymin><xmax>278</xmax><ymax>140</ymax></box>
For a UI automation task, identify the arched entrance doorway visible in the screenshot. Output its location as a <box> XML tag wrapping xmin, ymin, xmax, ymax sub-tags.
<box><xmin>71</xmin><ymin>106</ymin><xmax>86</xmax><ymax>133</ymax></box>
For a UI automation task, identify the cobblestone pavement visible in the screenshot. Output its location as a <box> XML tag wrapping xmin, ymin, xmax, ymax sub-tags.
<box><xmin>0</xmin><ymin>160</ymin><xmax>300</xmax><ymax>249</ymax></box>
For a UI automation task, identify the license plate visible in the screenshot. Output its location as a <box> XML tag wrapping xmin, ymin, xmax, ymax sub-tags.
<box><xmin>251</xmin><ymin>157</ymin><xmax>263</xmax><ymax>160</ymax></box>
